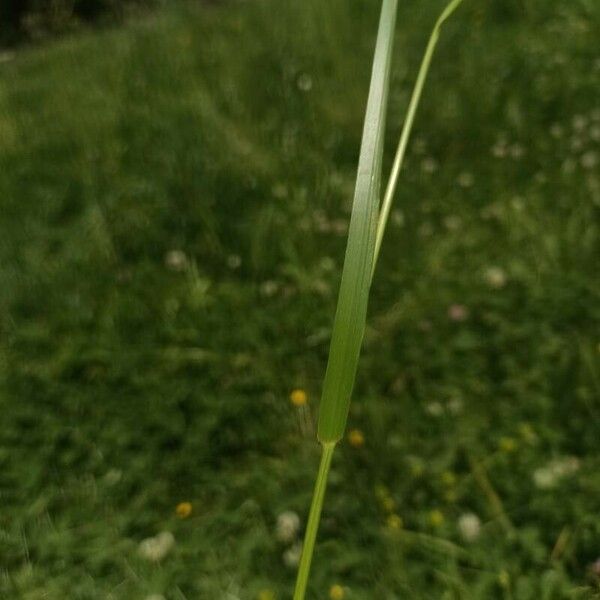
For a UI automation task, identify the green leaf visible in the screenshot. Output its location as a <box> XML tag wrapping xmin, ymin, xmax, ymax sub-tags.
<box><xmin>373</xmin><ymin>0</ymin><xmax>466</xmax><ymax>267</ymax></box>
<box><xmin>317</xmin><ymin>0</ymin><xmax>398</xmax><ymax>443</ymax></box>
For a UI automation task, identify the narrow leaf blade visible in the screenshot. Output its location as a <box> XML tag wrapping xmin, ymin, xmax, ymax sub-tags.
<box><xmin>318</xmin><ymin>0</ymin><xmax>398</xmax><ymax>443</ymax></box>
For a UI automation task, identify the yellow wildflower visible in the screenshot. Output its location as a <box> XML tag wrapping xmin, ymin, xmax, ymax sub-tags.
<box><xmin>374</xmin><ymin>484</ymin><xmax>388</xmax><ymax>499</ymax></box>
<box><xmin>499</xmin><ymin>437</ymin><xmax>517</xmax><ymax>453</ymax></box>
<box><xmin>518</xmin><ymin>422</ymin><xmax>536</xmax><ymax>444</ymax></box>
<box><xmin>290</xmin><ymin>389</ymin><xmax>308</xmax><ymax>407</ymax></box>
<box><xmin>386</xmin><ymin>514</ymin><xmax>403</xmax><ymax>531</ymax></box>
<box><xmin>258</xmin><ymin>590</ymin><xmax>276</xmax><ymax>600</ymax></box>
<box><xmin>498</xmin><ymin>570</ymin><xmax>510</xmax><ymax>587</ymax></box>
<box><xmin>429</xmin><ymin>509</ymin><xmax>444</xmax><ymax>527</ymax></box>
<box><xmin>348</xmin><ymin>429</ymin><xmax>365</xmax><ymax>448</ymax></box>
<box><xmin>175</xmin><ymin>502</ymin><xmax>192</xmax><ymax>519</ymax></box>
<box><xmin>382</xmin><ymin>495</ymin><xmax>396</xmax><ymax>513</ymax></box>
<box><xmin>409</xmin><ymin>460</ymin><xmax>424</xmax><ymax>477</ymax></box>
<box><xmin>441</xmin><ymin>471</ymin><xmax>456</xmax><ymax>486</ymax></box>
<box><xmin>329</xmin><ymin>584</ymin><xmax>345</xmax><ymax>600</ymax></box>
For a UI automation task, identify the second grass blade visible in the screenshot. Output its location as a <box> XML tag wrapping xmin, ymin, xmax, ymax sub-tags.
<box><xmin>317</xmin><ymin>0</ymin><xmax>398</xmax><ymax>444</ymax></box>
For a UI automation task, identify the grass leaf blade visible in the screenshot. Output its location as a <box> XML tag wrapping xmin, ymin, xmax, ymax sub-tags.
<box><xmin>372</xmin><ymin>0</ymin><xmax>466</xmax><ymax>270</ymax></box>
<box><xmin>317</xmin><ymin>0</ymin><xmax>398</xmax><ymax>443</ymax></box>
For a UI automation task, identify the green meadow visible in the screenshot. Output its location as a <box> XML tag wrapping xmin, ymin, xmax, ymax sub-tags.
<box><xmin>1</xmin><ymin>1</ymin><xmax>599</xmax><ymax>598</ymax></box>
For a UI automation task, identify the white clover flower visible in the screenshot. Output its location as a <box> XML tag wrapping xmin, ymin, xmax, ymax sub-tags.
<box><xmin>447</xmin><ymin>398</ymin><xmax>463</xmax><ymax>415</ymax></box>
<box><xmin>480</xmin><ymin>203</ymin><xmax>503</xmax><ymax>221</ymax></box>
<box><xmin>444</xmin><ymin>215</ymin><xmax>462</xmax><ymax>231</ymax></box>
<box><xmin>491</xmin><ymin>142</ymin><xmax>507</xmax><ymax>158</ymax></box>
<box><xmin>581</xmin><ymin>151</ymin><xmax>598</xmax><ymax>170</ymax></box>
<box><xmin>457</xmin><ymin>172</ymin><xmax>474</xmax><ymax>188</ymax></box>
<box><xmin>138</xmin><ymin>532</ymin><xmax>175</xmax><ymax>562</ymax></box>
<box><xmin>425</xmin><ymin>401</ymin><xmax>444</xmax><ymax>417</ymax></box>
<box><xmin>511</xmin><ymin>196</ymin><xmax>525</xmax><ymax>211</ymax></box>
<box><xmin>533</xmin><ymin>457</ymin><xmax>580</xmax><ymax>489</ymax></box>
<box><xmin>276</xmin><ymin>511</ymin><xmax>301</xmax><ymax>543</ymax></box>
<box><xmin>103</xmin><ymin>469</ymin><xmax>122</xmax><ymax>486</ymax></box>
<box><xmin>283</xmin><ymin>542</ymin><xmax>303</xmax><ymax>568</ymax></box>
<box><xmin>260</xmin><ymin>280</ymin><xmax>280</xmax><ymax>297</ymax></box>
<box><xmin>448</xmin><ymin>304</ymin><xmax>469</xmax><ymax>322</ymax></box>
<box><xmin>421</xmin><ymin>157</ymin><xmax>438</xmax><ymax>174</ymax></box>
<box><xmin>572</xmin><ymin>114</ymin><xmax>587</xmax><ymax>131</ymax></box>
<box><xmin>297</xmin><ymin>73</ymin><xmax>313</xmax><ymax>92</ymax></box>
<box><xmin>145</xmin><ymin>595</ymin><xmax>166</xmax><ymax>600</ymax></box>
<box><xmin>164</xmin><ymin>250</ymin><xmax>188</xmax><ymax>272</ymax></box>
<box><xmin>391</xmin><ymin>209</ymin><xmax>405</xmax><ymax>227</ymax></box>
<box><xmin>555</xmin><ymin>457</ymin><xmax>580</xmax><ymax>475</ymax></box>
<box><xmin>549</xmin><ymin>123</ymin><xmax>563</xmax><ymax>139</ymax></box>
<box><xmin>313</xmin><ymin>209</ymin><xmax>331</xmax><ymax>232</ymax></box>
<box><xmin>312</xmin><ymin>279</ymin><xmax>332</xmax><ymax>296</ymax></box>
<box><xmin>320</xmin><ymin>257</ymin><xmax>336</xmax><ymax>272</ymax></box>
<box><xmin>484</xmin><ymin>266</ymin><xmax>507</xmax><ymax>289</ymax></box>
<box><xmin>457</xmin><ymin>513</ymin><xmax>481</xmax><ymax>543</ymax></box>
<box><xmin>589</xmin><ymin>124</ymin><xmax>600</xmax><ymax>142</ymax></box>
<box><xmin>227</xmin><ymin>254</ymin><xmax>242</xmax><ymax>269</ymax></box>
<box><xmin>331</xmin><ymin>219</ymin><xmax>348</xmax><ymax>235</ymax></box>
<box><xmin>509</xmin><ymin>143</ymin><xmax>525</xmax><ymax>159</ymax></box>
<box><xmin>0</xmin><ymin>51</ymin><xmax>16</xmax><ymax>63</ymax></box>
<box><xmin>533</xmin><ymin>467</ymin><xmax>556</xmax><ymax>489</ymax></box>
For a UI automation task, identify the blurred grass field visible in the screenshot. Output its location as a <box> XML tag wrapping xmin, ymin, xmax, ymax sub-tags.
<box><xmin>1</xmin><ymin>0</ymin><xmax>600</xmax><ymax>598</ymax></box>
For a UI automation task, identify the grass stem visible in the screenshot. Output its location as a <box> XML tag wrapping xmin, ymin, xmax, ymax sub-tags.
<box><xmin>295</xmin><ymin>1</ymin><xmax>465</xmax><ymax>595</ymax></box>
<box><xmin>293</xmin><ymin>442</ymin><xmax>336</xmax><ymax>600</ymax></box>
<box><xmin>373</xmin><ymin>0</ymin><xmax>465</xmax><ymax>272</ymax></box>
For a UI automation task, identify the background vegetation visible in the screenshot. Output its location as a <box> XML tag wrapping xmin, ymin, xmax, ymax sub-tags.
<box><xmin>0</xmin><ymin>0</ymin><xmax>158</xmax><ymax>46</ymax></box>
<box><xmin>1</xmin><ymin>0</ymin><xmax>599</xmax><ymax>598</ymax></box>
